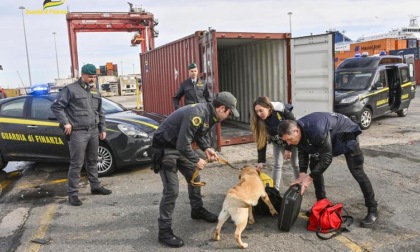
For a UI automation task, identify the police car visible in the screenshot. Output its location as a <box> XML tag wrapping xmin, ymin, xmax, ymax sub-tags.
<box><xmin>0</xmin><ymin>85</ymin><xmax>164</xmax><ymax>176</ymax></box>
<box><xmin>334</xmin><ymin>54</ymin><xmax>416</xmax><ymax>129</ymax></box>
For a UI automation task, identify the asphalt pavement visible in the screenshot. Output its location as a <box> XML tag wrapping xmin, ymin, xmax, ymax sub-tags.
<box><xmin>0</xmin><ymin>94</ymin><xmax>419</xmax><ymax>252</ymax></box>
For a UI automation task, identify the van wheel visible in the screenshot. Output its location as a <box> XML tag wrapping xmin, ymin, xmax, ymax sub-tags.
<box><xmin>359</xmin><ymin>108</ymin><xmax>372</xmax><ymax>130</ymax></box>
<box><xmin>397</xmin><ymin>108</ymin><xmax>408</xmax><ymax>117</ymax></box>
<box><xmin>97</xmin><ymin>143</ymin><xmax>116</xmax><ymax>177</ymax></box>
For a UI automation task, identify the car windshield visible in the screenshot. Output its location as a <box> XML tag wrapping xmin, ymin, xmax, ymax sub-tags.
<box><xmin>102</xmin><ymin>97</ymin><xmax>127</xmax><ymax>114</ymax></box>
<box><xmin>335</xmin><ymin>70</ymin><xmax>375</xmax><ymax>91</ymax></box>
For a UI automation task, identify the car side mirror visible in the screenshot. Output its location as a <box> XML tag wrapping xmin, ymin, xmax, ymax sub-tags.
<box><xmin>373</xmin><ymin>81</ymin><xmax>383</xmax><ymax>90</ymax></box>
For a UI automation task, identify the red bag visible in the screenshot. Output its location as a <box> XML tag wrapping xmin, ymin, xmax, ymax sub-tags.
<box><xmin>307</xmin><ymin>198</ymin><xmax>353</xmax><ymax>240</ymax></box>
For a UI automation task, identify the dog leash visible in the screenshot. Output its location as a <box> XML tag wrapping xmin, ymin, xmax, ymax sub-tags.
<box><xmin>190</xmin><ymin>157</ymin><xmax>239</xmax><ymax>187</ymax></box>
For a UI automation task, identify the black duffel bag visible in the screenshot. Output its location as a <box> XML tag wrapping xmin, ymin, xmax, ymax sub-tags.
<box><xmin>253</xmin><ymin>186</ymin><xmax>282</xmax><ymax>216</ymax></box>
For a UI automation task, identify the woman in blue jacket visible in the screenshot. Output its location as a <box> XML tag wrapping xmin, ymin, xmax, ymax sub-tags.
<box><xmin>251</xmin><ymin>96</ymin><xmax>299</xmax><ymax>191</ymax></box>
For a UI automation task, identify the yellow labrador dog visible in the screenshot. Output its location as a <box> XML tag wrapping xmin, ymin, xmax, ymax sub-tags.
<box><xmin>213</xmin><ymin>165</ymin><xmax>278</xmax><ymax>249</ymax></box>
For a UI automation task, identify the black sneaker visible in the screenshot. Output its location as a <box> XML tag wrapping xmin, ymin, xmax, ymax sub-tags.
<box><xmin>191</xmin><ymin>208</ymin><xmax>218</xmax><ymax>223</ymax></box>
<box><xmin>158</xmin><ymin>229</ymin><xmax>184</xmax><ymax>248</ymax></box>
<box><xmin>69</xmin><ymin>195</ymin><xmax>82</xmax><ymax>206</ymax></box>
<box><xmin>91</xmin><ymin>186</ymin><xmax>112</xmax><ymax>195</ymax></box>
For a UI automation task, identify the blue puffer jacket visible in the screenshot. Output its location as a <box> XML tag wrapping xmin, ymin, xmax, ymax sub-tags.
<box><xmin>297</xmin><ymin>112</ymin><xmax>361</xmax><ymax>178</ymax></box>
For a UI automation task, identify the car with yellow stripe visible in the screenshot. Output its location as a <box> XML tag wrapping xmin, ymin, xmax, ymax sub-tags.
<box><xmin>334</xmin><ymin>54</ymin><xmax>416</xmax><ymax>129</ymax></box>
<box><xmin>0</xmin><ymin>89</ymin><xmax>164</xmax><ymax>176</ymax></box>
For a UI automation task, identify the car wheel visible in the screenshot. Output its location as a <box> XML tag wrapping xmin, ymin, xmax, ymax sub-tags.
<box><xmin>0</xmin><ymin>154</ymin><xmax>8</xmax><ymax>170</ymax></box>
<box><xmin>97</xmin><ymin>143</ymin><xmax>116</xmax><ymax>177</ymax></box>
<box><xmin>359</xmin><ymin>107</ymin><xmax>372</xmax><ymax>130</ymax></box>
<box><xmin>397</xmin><ymin>108</ymin><xmax>408</xmax><ymax>117</ymax></box>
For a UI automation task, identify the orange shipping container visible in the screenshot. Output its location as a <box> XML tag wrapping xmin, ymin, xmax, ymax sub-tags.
<box><xmin>335</xmin><ymin>38</ymin><xmax>408</xmax><ymax>68</ymax></box>
<box><xmin>106</xmin><ymin>62</ymin><xmax>114</xmax><ymax>70</ymax></box>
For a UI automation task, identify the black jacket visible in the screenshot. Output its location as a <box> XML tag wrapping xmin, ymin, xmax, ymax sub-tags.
<box><xmin>172</xmin><ymin>78</ymin><xmax>211</xmax><ymax>110</ymax></box>
<box><xmin>296</xmin><ymin>112</ymin><xmax>362</xmax><ymax>178</ymax></box>
<box><xmin>51</xmin><ymin>78</ymin><xmax>106</xmax><ymax>132</ymax></box>
<box><xmin>153</xmin><ymin>103</ymin><xmax>218</xmax><ymax>163</ymax></box>
<box><xmin>258</xmin><ymin>102</ymin><xmax>295</xmax><ymax>163</ymax></box>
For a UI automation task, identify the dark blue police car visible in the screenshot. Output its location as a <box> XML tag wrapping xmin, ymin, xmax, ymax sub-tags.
<box><xmin>0</xmin><ymin>85</ymin><xmax>164</xmax><ymax>176</ymax></box>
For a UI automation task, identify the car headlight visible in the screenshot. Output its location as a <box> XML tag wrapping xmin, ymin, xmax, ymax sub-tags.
<box><xmin>117</xmin><ymin>124</ymin><xmax>148</xmax><ymax>138</ymax></box>
<box><xmin>339</xmin><ymin>95</ymin><xmax>359</xmax><ymax>104</ymax></box>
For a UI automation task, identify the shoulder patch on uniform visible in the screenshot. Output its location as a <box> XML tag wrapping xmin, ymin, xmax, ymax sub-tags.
<box><xmin>192</xmin><ymin>116</ymin><xmax>202</xmax><ymax>127</ymax></box>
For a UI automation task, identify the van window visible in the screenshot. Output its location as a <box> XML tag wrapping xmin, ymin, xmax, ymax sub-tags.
<box><xmin>373</xmin><ymin>71</ymin><xmax>388</xmax><ymax>88</ymax></box>
<box><xmin>400</xmin><ymin>68</ymin><xmax>409</xmax><ymax>83</ymax></box>
<box><xmin>335</xmin><ymin>70</ymin><xmax>375</xmax><ymax>90</ymax></box>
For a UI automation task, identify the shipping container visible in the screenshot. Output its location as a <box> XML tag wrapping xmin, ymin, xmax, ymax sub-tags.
<box><xmin>335</xmin><ymin>38</ymin><xmax>408</xmax><ymax>68</ymax></box>
<box><xmin>119</xmin><ymin>75</ymin><xmax>140</xmax><ymax>96</ymax></box>
<box><xmin>415</xmin><ymin>59</ymin><xmax>420</xmax><ymax>85</ymax></box>
<box><xmin>140</xmin><ymin>30</ymin><xmax>334</xmax><ymax>149</ymax></box>
<box><xmin>106</xmin><ymin>62</ymin><xmax>114</xmax><ymax>70</ymax></box>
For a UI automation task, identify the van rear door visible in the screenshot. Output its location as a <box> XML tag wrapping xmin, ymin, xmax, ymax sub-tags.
<box><xmin>290</xmin><ymin>33</ymin><xmax>335</xmax><ymax>118</ymax></box>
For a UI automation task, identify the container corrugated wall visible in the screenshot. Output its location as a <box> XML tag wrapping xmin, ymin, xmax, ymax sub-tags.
<box><xmin>218</xmin><ymin>39</ymin><xmax>288</xmax><ymax>123</ymax></box>
<box><xmin>140</xmin><ymin>33</ymin><xmax>201</xmax><ymax>115</ymax></box>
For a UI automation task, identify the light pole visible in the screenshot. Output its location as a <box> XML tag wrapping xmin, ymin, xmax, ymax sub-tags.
<box><xmin>342</xmin><ymin>30</ymin><xmax>346</xmax><ymax>43</ymax></box>
<box><xmin>121</xmin><ymin>61</ymin><xmax>124</xmax><ymax>75</ymax></box>
<box><xmin>52</xmin><ymin>32</ymin><xmax>60</xmax><ymax>79</ymax></box>
<box><xmin>19</xmin><ymin>6</ymin><xmax>32</xmax><ymax>86</ymax></box>
<box><xmin>288</xmin><ymin>12</ymin><xmax>293</xmax><ymax>37</ymax></box>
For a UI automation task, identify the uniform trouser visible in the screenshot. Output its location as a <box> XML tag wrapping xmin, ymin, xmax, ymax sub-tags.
<box><xmin>158</xmin><ymin>149</ymin><xmax>203</xmax><ymax>229</ymax></box>
<box><xmin>311</xmin><ymin>143</ymin><xmax>377</xmax><ymax>208</ymax></box>
<box><xmin>68</xmin><ymin>128</ymin><xmax>101</xmax><ymax>195</ymax></box>
<box><xmin>272</xmin><ymin>145</ymin><xmax>299</xmax><ymax>190</ymax></box>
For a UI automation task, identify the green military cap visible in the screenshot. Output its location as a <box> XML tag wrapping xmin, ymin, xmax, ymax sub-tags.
<box><xmin>188</xmin><ymin>63</ymin><xmax>197</xmax><ymax>70</ymax></box>
<box><xmin>81</xmin><ymin>64</ymin><xmax>97</xmax><ymax>75</ymax></box>
<box><xmin>215</xmin><ymin>91</ymin><xmax>240</xmax><ymax>117</ymax></box>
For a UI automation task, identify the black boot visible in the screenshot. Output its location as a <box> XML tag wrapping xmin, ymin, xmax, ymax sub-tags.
<box><xmin>191</xmin><ymin>208</ymin><xmax>218</xmax><ymax>223</ymax></box>
<box><xmin>360</xmin><ymin>207</ymin><xmax>379</xmax><ymax>228</ymax></box>
<box><xmin>158</xmin><ymin>228</ymin><xmax>184</xmax><ymax>248</ymax></box>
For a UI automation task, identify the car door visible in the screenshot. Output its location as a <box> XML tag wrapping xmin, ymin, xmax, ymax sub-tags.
<box><xmin>0</xmin><ymin>96</ymin><xmax>32</xmax><ymax>158</ymax></box>
<box><xmin>398</xmin><ymin>67</ymin><xmax>412</xmax><ymax>110</ymax></box>
<box><xmin>27</xmin><ymin>96</ymin><xmax>70</xmax><ymax>160</ymax></box>
<box><xmin>372</xmin><ymin>69</ymin><xmax>390</xmax><ymax>116</ymax></box>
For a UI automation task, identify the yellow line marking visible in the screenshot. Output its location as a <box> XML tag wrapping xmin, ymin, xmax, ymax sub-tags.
<box><xmin>335</xmin><ymin>235</ymin><xmax>367</xmax><ymax>252</ymax></box>
<box><xmin>17</xmin><ymin>178</ymin><xmax>68</xmax><ymax>190</ymax></box>
<box><xmin>299</xmin><ymin>211</ymin><xmax>366</xmax><ymax>251</ymax></box>
<box><xmin>27</xmin><ymin>204</ymin><xmax>57</xmax><ymax>252</ymax></box>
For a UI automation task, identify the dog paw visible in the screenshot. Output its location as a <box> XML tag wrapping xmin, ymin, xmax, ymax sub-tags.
<box><xmin>248</xmin><ymin>218</ymin><xmax>255</xmax><ymax>224</ymax></box>
<box><xmin>240</xmin><ymin>243</ymin><xmax>248</xmax><ymax>249</ymax></box>
<box><xmin>213</xmin><ymin>231</ymin><xmax>220</xmax><ymax>241</ymax></box>
<box><xmin>270</xmin><ymin>209</ymin><xmax>278</xmax><ymax>216</ymax></box>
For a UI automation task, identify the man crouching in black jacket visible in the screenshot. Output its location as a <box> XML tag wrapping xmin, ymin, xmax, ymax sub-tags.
<box><xmin>277</xmin><ymin>112</ymin><xmax>378</xmax><ymax>228</ymax></box>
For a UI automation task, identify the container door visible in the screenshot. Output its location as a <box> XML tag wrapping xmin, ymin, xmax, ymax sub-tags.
<box><xmin>199</xmin><ymin>30</ymin><xmax>220</xmax><ymax>149</ymax></box>
<box><xmin>290</xmin><ymin>33</ymin><xmax>335</xmax><ymax>118</ymax></box>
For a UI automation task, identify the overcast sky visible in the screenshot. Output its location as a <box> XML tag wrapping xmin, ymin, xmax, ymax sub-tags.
<box><xmin>0</xmin><ymin>0</ymin><xmax>417</xmax><ymax>88</ymax></box>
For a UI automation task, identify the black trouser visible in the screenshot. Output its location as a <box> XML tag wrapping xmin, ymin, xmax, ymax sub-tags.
<box><xmin>311</xmin><ymin>142</ymin><xmax>377</xmax><ymax>208</ymax></box>
<box><xmin>158</xmin><ymin>149</ymin><xmax>203</xmax><ymax>229</ymax></box>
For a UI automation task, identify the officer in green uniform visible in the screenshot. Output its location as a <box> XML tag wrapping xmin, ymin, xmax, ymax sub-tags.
<box><xmin>153</xmin><ymin>91</ymin><xmax>239</xmax><ymax>248</ymax></box>
<box><xmin>51</xmin><ymin>64</ymin><xmax>112</xmax><ymax>206</ymax></box>
<box><xmin>172</xmin><ymin>63</ymin><xmax>211</xmax><ymax>110</ymax></box>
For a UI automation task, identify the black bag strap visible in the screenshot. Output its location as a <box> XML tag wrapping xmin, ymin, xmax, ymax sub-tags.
<box><xmin>315</xmin><ymin>207</ymin><xmax>354</xmax><ymax>240</ymax></box>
